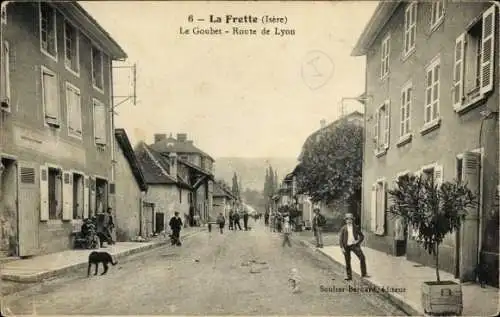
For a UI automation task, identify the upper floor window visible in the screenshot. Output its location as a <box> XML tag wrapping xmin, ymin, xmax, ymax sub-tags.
<box><xmin>41</xmin><ymin>66</ymin><xmax>60</xmax><ymax>127</ymax></box>
<box><xmin>453</xmin><ymin>5</ymin><xmax>496</xmax><ymax>110</ymax></box>
<box><xmin>373</xmin><ymin>100</ymin><xmax>390</xmax><ymax>153</ymax></box>
<box><xmin>64</xmin><ymin>21</ymin><xmax>79</xmax><ymax>75</ymax></box>
<box><xmin>400</xmin><ymin>82</ymin><xmax>412</xmax><ymax>137</ymax></box>
<box><xmin>425</xmin><ymin>57</ymin><xmax>440</xmax><ymax>124</ymax></box>
<box><xmin>66</xmin><ymin>82</ymin><xmax>82</xmax><ymax>138</ymax></box>
<box><xmin>381</xmin><ymin>34</ymin><xmax>390</xmax><ymax>78</ymax></box>
<box><xmin>404</xmin><ymin>2</ymin><xmax>417</xmax><ymax>57</ymax></box>
<box><xmin>1</xmin><ymin>41</ymin><xmax>11</xmax><ymax>112</ymax></box>
<box><xmin>430</xmin><ymin>0</ymin><xmax>445</xmax><ymax>30</ymax></box>
<box><xmin>91</xmin><ymin>46</ymin><xmax>104</xmax><ymax>91</ymax></box>
<box><xmin>39</xmin><ymin>3</ymin><xmax>57</xmax><ymax>60</ymax></box>
<box><xmin>93</xmin><ymin>98</ymin><xmax>106</xmax><ymax>145</ymax></box>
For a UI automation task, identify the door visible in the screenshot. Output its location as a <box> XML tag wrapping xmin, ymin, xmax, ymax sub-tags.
<box><xmin>18</xmin><ymin>163</ymin><xmax>40</xmax><ymax>257</ymax></box>
<box><xmin>155</xmin><ymin>212</ymin><xmax>165</xmax><ymax>233</ymax></box>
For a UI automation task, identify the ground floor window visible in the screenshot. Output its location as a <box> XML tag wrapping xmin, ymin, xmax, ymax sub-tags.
<box><xmin>48</xmin><ymin>167</ymin><xmax>62</xmax><ymax>220</ymax></box>
<box><xmin>72</xmin><ymin>173</ymin><xmax>84</xmax><ymax>220</ymax></box>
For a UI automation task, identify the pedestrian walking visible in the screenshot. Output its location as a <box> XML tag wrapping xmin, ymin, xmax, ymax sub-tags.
<box><xmin>312</xmin><ymin>208</ymin><xmax>326</xmax><ymax>248</ymax></box>
<box><xmin>243</xmin><ymin>210</ymin><xmax>249</xmax><ymax>230</ymax></box>
<box><xmin>216</xmin><ymin>213</ymin><xmax>225</xmax><ymax>234</ymax></box>
<box><xmin>233</xmin><ymin>212</ymin><xmax>242</xmax><ymax>230</ymax></box>
<box><xmin>169</xmin><ymin>212</ymin><xmax>183</xmax><ymax>246</ymax></box>
<box><xmin>339</xmin><ymin>213</ymin><xmax>369</xmax><ymax>280</ymax></box>
<box><xmin>282</xmin><ymin>216</ymin><xmax>292</xmax><ymax>247</ymax></box>
<box><xmin>228</xmin><ymin>210</ymin><xmax>234</xmax><ymax>230</ymax></box>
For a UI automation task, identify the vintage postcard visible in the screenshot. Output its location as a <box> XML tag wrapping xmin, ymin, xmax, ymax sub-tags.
<box><xmin>0</xmin><ymin>0</ymin><xmax>499</xmax><ymax>316</ymax></box>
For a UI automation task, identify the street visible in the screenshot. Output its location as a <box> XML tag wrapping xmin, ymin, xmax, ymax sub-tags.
<box><xmin>2</xmin><ymin>221</ymin><xmax>406</xmax><ymax>316</ymax></box>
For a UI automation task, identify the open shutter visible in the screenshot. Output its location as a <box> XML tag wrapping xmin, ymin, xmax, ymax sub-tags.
<box><xmin>462</xmin><ymin>152</ymin><xmax>480</xmax><ymax>198</ymax></box>
<box><xmin>370</xmin><ymin>185</ymin><xmax>377</xmax><ymax>232</ymax></box>
<box><xmin>1</xmin><ymin>4</ymin><xmax>6</xmax><ymax>25</ymax></box>
<box><xmin>89</xmin><ymin>177</ymin><xmax>96</xmax><ymax>216</ymax></box>
<box><xmin>74</xmin><ymin>92</ymin><xmax>82</xmax><ymax>134</ymax></box>
<box><xmin>480</xmin><ymin>5</ymin><xmax>496</xmax><ymax>95</ymax></box>
<box><xmin>40</xmin><ymin>165</ymin><xmax>49</xmax><ymax>221</ymax></box>
<box><xmin>384</xmin><ymin>101</ymin><xmax>390</xmax><ymax>148</ymax></box>
<box><xmin>62</xmin><ymin>171</ymin><xmax>73</xmax><ymax>220</ymax></box>
<box><xmin>433</xmin><ymin>165</ymin><xmax>443</xmax><ymax>188</ymax></box>
<box><xmin>1</xmin><ymin>41</ymin><xmax>11</xmax><ymax>110</ymax></box>
<box><xmin>376</xmin><ymin>181</ymin><xmax>386</xmax><ymax>235</ymax></box>
<box><xmin>373</xmin><ymin>109</ymin><xmax>379</xmax><ymax>150</ymax></box>
<box><xmin>43</xmin><ymin>71</ymin><xmax>59</xmax><ymax>124</ymax></box>
<box><xmin>94</xmin><ymin>101</ymin><xmax>106</xmax><ymax>145</ymax></box>
<box><xmin>83</xmin><ymin>175</ymin><xmax>89</xmax><ymax>219</ymax></box>
<box><xmin>453</xmin><ymin>33</ymin><xmax>465</xmax><ymax>108</ymax></box>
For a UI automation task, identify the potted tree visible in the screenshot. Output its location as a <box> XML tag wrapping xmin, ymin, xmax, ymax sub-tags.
<box><xmin>387</xmin><ymin>174</ymin><xmax>477</xmax><ymax>316</ymax></box>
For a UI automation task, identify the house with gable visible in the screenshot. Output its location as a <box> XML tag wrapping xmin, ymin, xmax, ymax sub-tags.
<box><xmin>212</xmin><ymin>181</ymin><xmax>236</xmax><ymax>221</ymax></box>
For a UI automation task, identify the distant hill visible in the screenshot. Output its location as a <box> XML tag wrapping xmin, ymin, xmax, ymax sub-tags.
<box><xmin>214</xmin><ymin>157</ymin><xmax>298</xmax><ymax>192</ymax></box>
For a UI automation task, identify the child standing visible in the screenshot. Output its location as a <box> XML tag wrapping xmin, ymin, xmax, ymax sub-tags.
<box><xmin>216</xmin><ymin>213</ymin><xmax>225</xmax><ymax>234</ymax></box>
<box><xmin>282</xmin><ymin>216</ymin><xmax>292</xmax><ymax>247</ymax></box>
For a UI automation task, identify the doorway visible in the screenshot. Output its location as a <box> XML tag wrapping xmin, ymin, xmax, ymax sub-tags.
<box><xmin>1</xmin><ymin>158</ymin><xmax>18</xmax><ymax>257</ymax></box>
<box><xmin>95</xmin><ymin>178</ymin><xmax>108</xmax><ymax>214</ymax></box>
<box><xmin>155</xmin><ymin>212</ymin><xmax>165</xmax><ymax>233</ymax></box>
<box><xmin>72</xmin><ymin>173</ymin><xmax>84</xmax><ymax>220</ymax></box>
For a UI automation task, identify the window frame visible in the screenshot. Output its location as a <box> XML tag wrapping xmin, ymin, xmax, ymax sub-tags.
<box><xmin>1</xmin><ymin>40</ymin><xmax>11</xmax><ymax>112</ymax></box>
<box><xmin>403</xmin><ymin>2</ymin><xmax>417</xmax><ymax>58</ymax></box>
<box><xmin>92</xmin><ymin>98</ymin><xmax>107</xmax><ymax>146</ymax></box>
<box><xmin>65</xmin><ymin>81</ymin><xmax>82</xmax><ymax>139</ymax></box>
<box><xmin>400</xmin><ymin>81</ymin><xmax>412</xmax><ymax>138</ymax></box>
<box><xmin>39</xmin><ymin>2</ymin><xmax>58</xmax><ymax>62</ymax></box>
<box><xmin>422</xmin><ymin>55</ymin><xmax>441</xmax><ymax>131</ymax></box>
<box><xmin>63</xmin><ymin>19</ymin><xmax>80</xmax><ymax>77</ymax></box>
<box><xmin>430</xmin><ymin>0</ymin><xmax>445</xmax><ymax>31</ymax></box>
<box><xmin>46</xmin><ymin>163</ymin><xmax>64</xmax><ymax>223</ymax></box>
<box><xmin>381</xmin><ymin>33</ymin><xmax>390</xmax><ymax>79</ymax></box>
<box><xmin>41</xmin><ymin>65</ymin><xmax>61</xmax><ymax>128</ymax></box>
<box><xmin>91</xmin><ymin>45</ymin><xmax>104</xmax><ymax>93</ymax></box>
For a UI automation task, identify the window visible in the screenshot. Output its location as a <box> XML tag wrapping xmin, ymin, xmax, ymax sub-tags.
<box><xmin>373</xmin><ymin>101</ymin><xmax>390</xmax><ymax>153</ymax></box>
<box><xmin>72</xmin><ymin>173</ymin><xmax>84</xmax><ymax>220</ymax></box>
<box><xmin>93</xmin><ymin>99</ymin><xmax>106</xmax><ymax>145</ymax></box>
<box><xmin>42</xmin><ymin>67</ymin><xmax>60</xmax><ymax>127</ymax></box>
<box><xmin>381</xmin><ymin>34</ymin><xmax>390</xmax><ymax>78</ymax></box>
<box><xmin>400</xmin><ymin>82</ymin><xmax>412</xmax><ymax>137</ymax></box>
<box><xmin>48</xmin><ymin>167</ymin><xmax>62</xmax><ymax>220</ymax></box>
<box><xmin>39</xmin><ymin>2</ymin><xmax>57</xmax><ymax>59</ymax></box>
<box><xmin>1</xmin><ymin>41</ymin><xmax>10</xmax><ymax>111</ymax></box>
<box><xmin>424</xmin><ymin>57</ymin><xmax>440</xmax><ymax>124</ymax></box>
<box><xmin>91</xmin><ymin>46</ymin><xmax>103</xmax><ymax>91</ymax></box>
<box><xmin>370</xmin><ymin>180</ymin><xmax>386</xmax><ymax>235</ymax></box>
<box><xmin>64</xmin><ymin>21</ymin><xmax>79</xmax><ymax>75</ymax></box>
<box><xmin>430</xmin><ymin>0</ymin><xmax>445</xmax><ymax>30</ymax></box>
<box><xmin>404</xmin><ymin>2</ymin><xmax>417</xmax><ymax>56</ymax></box>
<box><xmin>453</xmin><ymin>6</ymin><xmax>496</xmax><ymax>110</ymax></box>
<box><xmin>66</xmin><ymin>83</ymin><xmax>82</xmax><ymax>138</ymax></box>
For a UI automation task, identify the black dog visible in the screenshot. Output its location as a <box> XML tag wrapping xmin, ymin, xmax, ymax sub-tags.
<box><xmin>87</xmin><ymin>251</ymin><xmax>117</xmax><ymax>277</ymax></box>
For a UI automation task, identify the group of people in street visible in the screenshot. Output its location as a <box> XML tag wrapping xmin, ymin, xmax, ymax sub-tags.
<box><xmin>228</xmin><ymin>209</ymin><xmax>250</xmax><ymax>231</ymax></box>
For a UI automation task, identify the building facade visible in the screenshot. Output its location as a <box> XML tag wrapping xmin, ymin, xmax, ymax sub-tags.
<box><xmin>0</xmin><ymin>2</ymin><xmax>126</xmax><ymax>257</ymax></box>
<box><xmin>353</xmin><ymin>1</ymin><xmax>499</xmax><ymax>286</ymax></box>
<box><xmin>212</xmin><ymin>181</ymin><xmax>235</xmax><ymax>221</ymax></box>
<box><xmin>114</xmin><ymin>129</ymin><xmax>148</xmax><ymax>241</ymax></box>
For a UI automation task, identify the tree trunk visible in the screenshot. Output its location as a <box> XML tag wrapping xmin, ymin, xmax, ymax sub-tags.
<box><xmin>435</xmin><ymin>244</ymin><xmax>440</xmax><ymax>282</ymax></box>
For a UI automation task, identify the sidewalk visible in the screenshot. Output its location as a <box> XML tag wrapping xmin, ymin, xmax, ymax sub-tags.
<box><xmin>0</xmin><ymin>227</ymin><xmax>202</xmax><ymax>285</ymax></box>
<box><xmin>296</xmin><ymin>236</ymin><xmax>499</xmax><ymax>316</ymax></box>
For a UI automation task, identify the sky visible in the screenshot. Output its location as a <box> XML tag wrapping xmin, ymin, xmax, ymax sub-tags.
<box><xmin>80</xmin><ymin>1</ymin><xmax>378</xmax><ymax>159</ymax></box>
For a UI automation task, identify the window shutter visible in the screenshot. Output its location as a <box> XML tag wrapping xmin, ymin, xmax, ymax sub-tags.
<box><xmin>69</xmin><ymin>88</ymin><xmax>82</xmax><ymax>134</ymax></box>
<box><xmin>1</xmin><ymin>41</ymin><xmax>10</xmax><ymax>109</ymax></box>
<box><xmin>62</xmin><ymin>171</ymin><xmax>73</xmax><ymax>220</ymax></box>
<box><xmin>376</xmin><ymin>182</ymin><xmax>386</xmax><ymax>235</ymax></box>
<box><xmin>433</xmin><ymin>164</ymin><xmax>443</xmax><ymax>188</ymax></box>
<box><xmin>370</xmin><ymin>186</ymin><xmax>377</xmax><ymax>232</ymax></box>
<box><xmin>384</xmin><ymin>101</ymin><xmax>390</xmax><ymax>148</ymax></box>
<box><xmin>94</xmin><ymin>101</ymin><xmax>106</xmax><ymax>144</ymax></box>
<box><xmin>1</xmin><ymin>4</ymin><xmax>6</xmax><ymax>25</ymax></box>
<box><xmin>40</xmin><ymin>165</ymin><xmax>49</xmax><ymax>221</ymax></box>
<box><xmin>480</xmin><ymin>5</ymin><xmax>496</xmax><ymax>95</ymax></box>
<box><xmin>453</xmin><ymin>33</ymin><xmax>465</xmax><ymax>108</ymax></box>
<box><xmin>89</xmin><ymin>177</ymin><xmax>96</xmax><ymax>216</ymax></box>
<box><xmin>462</xmin><ymin>152</ymin><xmax>480</xmax><ymax>197</ymax></box>
<box><xmin>373</xmin><ymin>109</ymin><xmax>379</xmax><ymax>150</ymax></box>
<box><xmin>83</xmin><ymin>175</ymin><xmax>89</xmax><ymax>219</ymax></box>
<box><xmin>75</xmin><ymin>91</ymin><xmax>82</xmax><ymax>133</ymax></box>
<box><xmin>43</xmin><ymin>71</ymin><xmax>59</xmax><ymax>123</ymax></box>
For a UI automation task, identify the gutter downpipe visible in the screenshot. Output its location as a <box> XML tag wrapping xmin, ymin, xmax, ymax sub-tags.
<box><xmin>492</xmin><ymin>1</ymin><xmax>500</xmax><ymax>211</ymax></box>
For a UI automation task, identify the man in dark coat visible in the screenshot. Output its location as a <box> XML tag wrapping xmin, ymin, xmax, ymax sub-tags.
<box><xmin>233</xmin><ymin>211</ymin><xmax>242</xmax><ymax>230</ymax></box>
<box><xmin>339</xmin><ymin>213</ymin><xmax>368</xmax><ymax>280</ymax></box>
<box><xmin>243</xmin><ymin>210</ymin><xmax>249</xmax><ymax>230</ymax></box>
<box><xmin>169</xmin><ymin>212</ymin><xmax>183</xmax><ymax>246</ymax></box>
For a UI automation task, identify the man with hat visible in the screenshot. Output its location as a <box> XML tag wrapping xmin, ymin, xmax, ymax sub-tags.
<box><xmin>339</xmin><ymin>213</ymin><xmax>368</xmax><ymax>280</ymax></box>
<box><xmin>312</xmin><ymin>208</ymin><xmax>326</xmax><ymax>248</ymax></box>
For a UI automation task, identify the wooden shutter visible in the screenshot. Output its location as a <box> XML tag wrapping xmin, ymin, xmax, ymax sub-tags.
<box><xmin>89</xmin><ymin>176</ymin><xmax>96</xmax><ymax>216</ymax></box>
<box><xmin>94</xmin><ymin>100</ymin><xmax>106</xmax><ymax>144</ymax></box>
<box><xmin>453</xmin><ymin>33</ymin><xmax>465</xmax><ymax>108</ymax></box>
<box><xmin>83</xmin><ymin>175</ymin><xmax>89</xmax><ymax>219</ymax></box>
<box><xmin>62</xmin><ymin>171</ymin><xmax>73</xmax><ymax>220</ymax></box>
<box><xmin>462</xmin><ymin>152</ymin><xmax>480</xmax><ymax>197</ymax></box>
<box><xmin>1</xmin><ymin>41</ymin><xmax>10</xmax><ymax>110</ymax></box>
<box><xmin>370</xmin><ymin>185</ymin><xmax>377</xmax><ymax>232</ymax></box>
<box><xmin>480</xmin><ymin>5</ymin><xmax>496</xmax><ymax>95</ymax></box>
<box><xmin>376</xmin><ymin>181</ymin><xmax>386</xmax><ymax>235</ymax></box>
<box><xmin>67</xmin><ymin>86</ymin><xmax>81</xmax><ymax>134</ymax></box>
<box><xmin>1</xmin><ymin>4</ymin><xmax>6</xmax><ymax>25</ymax></box>
<box><xmin>373</xmin><ymin>109</ymin><xmax>379</xmax><ymax>150</ymax></box>
<box><xmin>433</xmin><ymin>165</ymin><xmax>444</xmax><ymax>188</ymax></box>
<box><xmin>384</xmin><ymin>101</ymin><xmax>390</xmax><ymax>148</ymax></box>
<box><xmin>43</xmin><ymin>71</ymin><xmax>59</xmax><ymax>124</ymax></box>
<box><xmin>40</xmin><ymin>165</ymin><xmax>49</xmax><ymax>221</ymax></box>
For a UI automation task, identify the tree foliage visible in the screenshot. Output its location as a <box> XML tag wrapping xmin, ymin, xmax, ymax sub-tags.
<box><xmin>387</xmin><ymin>174</ymin><xmax>477</xmax><ymax>282</ymax></box>
<box><xmin>232</xmin><ymin>172</ymin><xmax>240</xmax><ymax>200</ymax></box>
<box><xmin>296</xmin><ymin>120</ymin><xmax>363</xmax><ymax>204</ymax></box>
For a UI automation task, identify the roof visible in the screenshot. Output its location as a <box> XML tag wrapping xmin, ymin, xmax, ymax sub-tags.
<box><xmin>150</xmin><ymin>137</ymin><xmax>215</xmax><ymax>162</ymax></box>
<box><xmin>178</xmin><ymin>158</ymin><xmax>214</xmax><ymax>179</ymax></box>
<box><xmin>135</xmin><ymin>142</ymin><xmax>177</xmax><ymax>185</ymax></box>
<box><xmin>213</xmin><ymin>182</ymin><xmax>235</xmax><ymax>199</ymax></box>
<box><xmin>115</xmin><ymin>129</ymin><xmax>148</xmax><ymax>191</ymax></box>
<box><xmin>351</xmin><ymin>2</ymin><xmax>400</xmax><ymax>56</ymax></box>
<box><xmin>54</xmin><ymin>1</ymin><xmax>127</xmax><ymax>60</ymax></box>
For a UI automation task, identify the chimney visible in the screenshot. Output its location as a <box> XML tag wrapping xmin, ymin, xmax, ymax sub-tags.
<box><xmin>320</xmin><ymin>119</ymin><xmax>326</xmax><ymax>129</ymax></box>
<box><xmin>154</xmin><ymin>133</ymin><xmax>167</xmax><ymax>143</ymax></box>
<box><xmin>169</xmin><ymin>152</ymin><xmax>178</xmax><ymax>177</ymax></box>
<box><xmin>177</xmin><ymin>133</ymin><xmax>187</xmax><ymax>142</ymax></box>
